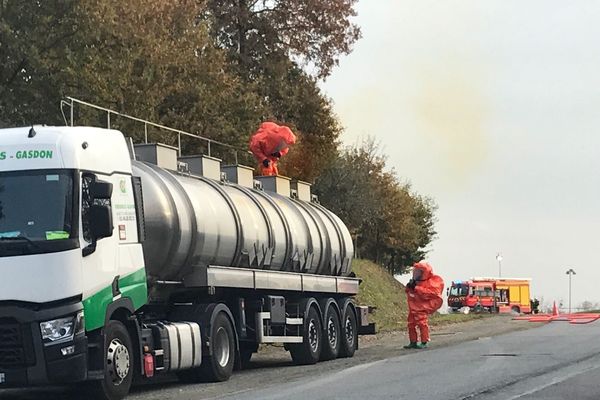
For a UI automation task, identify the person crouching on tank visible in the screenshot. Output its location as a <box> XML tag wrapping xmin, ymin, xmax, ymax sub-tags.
<box><xmin>249</xmin><ymin>121</ymin><xmax>297</xmax><ymax>176</ymax></box>
<box><xmin>404</xmin><ymin>261</ymin><xmax>444</xmax><ymax>349</ymax></box>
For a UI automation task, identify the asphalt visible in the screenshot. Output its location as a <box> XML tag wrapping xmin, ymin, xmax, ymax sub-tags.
<box><xmin>3</xmin><ymin>319</ymin><xmax>600</xmax><ymax>399</ymax></box>
<box><xmin>216</xmin><ymin>321</ymin><xmax>600</xmax><ymax>400</ymax></box>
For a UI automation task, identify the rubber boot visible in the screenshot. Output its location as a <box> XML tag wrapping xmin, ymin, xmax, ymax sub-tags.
<box><xmin>403</xmin><ymin>342</ymin><xmax>419</xmax><ymax>349</ymax></box>
<box><xmin>416</xmin><ymin>342</ymin><xmax>428</xmax><ymax>349</ymax></box>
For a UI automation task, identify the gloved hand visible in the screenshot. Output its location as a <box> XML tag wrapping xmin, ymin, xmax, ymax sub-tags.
<box><xmin>262</xmin><ymin>159</ymin><xmax>271</xmax><ymax>167</ymax></box>
<box><xmin>271</xmin><ymin>151</ymin><xmax>282</xmax><ymax>158</ymax></box>
<box><xmin>406</xmin><ymin>279</ymin><xmax>417</xmax><ymax>290</ymax></box>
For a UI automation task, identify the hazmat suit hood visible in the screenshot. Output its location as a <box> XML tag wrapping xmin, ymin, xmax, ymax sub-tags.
<box><xmin>406</xmin><ymin>262</ymin><xmax>444</xmax><ymax>315</ymax></box>
<box><xmin>412</xmin><ymin>261</ymin><xmax>433</xmax><ymax>281</ymax></box>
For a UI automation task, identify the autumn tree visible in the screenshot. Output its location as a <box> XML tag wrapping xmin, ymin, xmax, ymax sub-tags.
<box><xmin>206</xmin><ymin>0</ymin><xmax>361</xmax><ymax>79</ymax></box>
<box><xmin>204</xmin><ymin>0</ymin><xmax>360</xmax><ymax>179</ymax></box>
<box><xmin>314</xmin><ymin>139</ymin><xmax>437</xmax><ymax>274</ymax></box>
<box><xmin>0</xmin><ymin>0</ymin><xmax>262</xmax><ymax>158</ymax></box>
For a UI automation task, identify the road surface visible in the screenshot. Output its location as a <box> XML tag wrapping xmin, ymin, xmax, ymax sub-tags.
<box><xmin>4</xmin><ymin>318</ymin><xmax>600</xmax><ymax>399</ymax></box>
<box><xmin>220</xmin><ymin>321</ymin><xmax>600</xmax><ymax>400</ymax></box>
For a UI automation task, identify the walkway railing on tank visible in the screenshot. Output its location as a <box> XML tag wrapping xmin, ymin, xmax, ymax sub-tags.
<box><xmin>60</xmin><ymin>97</ymin><xmax>253</xmax><ymax>164</ymax></box>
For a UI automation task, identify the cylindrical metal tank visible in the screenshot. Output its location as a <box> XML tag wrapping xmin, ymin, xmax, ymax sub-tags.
<box><xmin>132</xmin><ymin>161</ymin><xmax>354</xmax><ymax>281</ymax></box>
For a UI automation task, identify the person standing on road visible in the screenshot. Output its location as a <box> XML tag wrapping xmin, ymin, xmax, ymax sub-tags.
<box><xmin>404</xmin><ymin>261</ymin><xmax>444</xmax><ymax>349</ymax></box>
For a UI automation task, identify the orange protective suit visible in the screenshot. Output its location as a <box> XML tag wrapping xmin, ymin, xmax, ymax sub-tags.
<box><xmin>405</xmin><ymin>262</ymin><xmax>444</xmax><ymax>343</ymax></box>
<box><xmin>249</xmin><ymin>122</ymin><xmax>297</xmax><ymax>176</ymax></box>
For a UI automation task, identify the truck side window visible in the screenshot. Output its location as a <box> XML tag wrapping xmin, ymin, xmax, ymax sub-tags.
<box><xmin>82</xmin><ymin>175</ymin><xmax>93</xmax><ymax>243</ymax></box>
<box><xmin>82</xmin><ymin>173</ymin><xmax>112</xmax><ymax>243</ymax></box>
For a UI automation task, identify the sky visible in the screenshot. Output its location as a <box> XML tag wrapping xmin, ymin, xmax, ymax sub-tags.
<box><xmin>321</xmin><ymin>0</ymin><xmax>600</xmax><ymax>309</ymax></box>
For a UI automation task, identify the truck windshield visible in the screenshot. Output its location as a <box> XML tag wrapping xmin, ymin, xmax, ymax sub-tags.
<box><xmin>449</xmin><ymin>285</ymin><xmax>469</xmax><ymax>296</ymax></box>
<box><xmin>0</xmin><ymin>170</ymin><xmax>78</xmax><ymax>257</ymax></box>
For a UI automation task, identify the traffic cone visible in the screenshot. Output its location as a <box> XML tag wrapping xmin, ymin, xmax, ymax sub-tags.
<box><xmin>552</xmin><ymin>301</ymin><xmax>559</xmax><ymax>316</ymax></box>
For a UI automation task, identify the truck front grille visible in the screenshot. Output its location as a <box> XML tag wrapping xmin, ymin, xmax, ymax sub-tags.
<box><xmin>0</xmin><ymin>320</ymin><xmax>29</xmax><ymax>367</ymax></box>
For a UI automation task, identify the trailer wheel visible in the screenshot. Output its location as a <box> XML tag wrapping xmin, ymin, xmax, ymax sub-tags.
<box><xmin>339</xmin><ymin>305</ymin><xmax>357</xmax><ymax>358</ymax></box>
<box><xmin>289</xmin><ymin>306</ymin><xmax>322</xmax><ymax>365</ymax></box>
<box><xmin>178</xmin><ymin>312</ymin><xmax>235</xmax><ymax>383</ymax></box>
<box><xmin>88</xmin><ymin>320</ymin><xmax>133</xmax><ymax>400</ymax></box>
<box><xmin>320</xmin><ymin>304</ymin><xmax>341</xmax><ymax>361</ymax></box>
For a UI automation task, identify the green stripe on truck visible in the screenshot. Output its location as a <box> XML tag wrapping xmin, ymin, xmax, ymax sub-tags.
<box><xmin>82</xmin><ymin>268</ymin><xmax>148</xmax><ymax>331</ymax></box>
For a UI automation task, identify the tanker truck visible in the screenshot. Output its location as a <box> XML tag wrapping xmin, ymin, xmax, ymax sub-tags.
<box><xmin>0</xmin><ymin>124</ymin><xmax>374</xmax><ymax>399</ymax></box>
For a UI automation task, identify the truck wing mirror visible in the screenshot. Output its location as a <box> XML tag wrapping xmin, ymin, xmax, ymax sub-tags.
<box><xmin>91</xmin><ymin>180</ymin><xmax>113</xmax><ymax>199</ymax></box>
<box><xmin>90</xmin><ymin>204</ymin><xmax>114</xmax><ymax>239</ymax></box>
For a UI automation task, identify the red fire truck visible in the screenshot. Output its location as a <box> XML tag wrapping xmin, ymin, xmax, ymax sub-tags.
<box><xmin>447</xmin><ymin>278</ymin><xmax>532</xmax><ymax>314</ymax></box>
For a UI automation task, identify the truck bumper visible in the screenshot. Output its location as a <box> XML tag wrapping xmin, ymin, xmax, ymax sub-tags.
<box><xmin>0</xmin><ymin>299</ymin><xmax>88</xmax><ymax>387</ymax></box>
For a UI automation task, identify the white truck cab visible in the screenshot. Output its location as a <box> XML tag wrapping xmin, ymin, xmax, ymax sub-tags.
<box><xmin>0</xmin><ymin>126</ymin><xmax>145</xmax><ymax>386</ymax></box>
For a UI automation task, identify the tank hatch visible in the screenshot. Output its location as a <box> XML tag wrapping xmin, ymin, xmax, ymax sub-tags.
<box><xmin>134</xmin><ymin>143</ymin><xmax>178</xmax><ymax>171</ymax></box>
<box><xmin>255</xmin><ymin>175</ymin><xmax>291</xmax><ymax>197</ymax></box>
<box><xmin>222</xmin><ymin>164</ymin><xmax>254</xmax><ymax>188</ymax></box>
<box><xmin>178</xmin><ymin>154</ymin><xmax>222</xmax><ymax>180</ymax></box>
<box><xmin>291</xmin><ymin>180</ymin><xmax>312</xmax><ymax>202</ymax></box>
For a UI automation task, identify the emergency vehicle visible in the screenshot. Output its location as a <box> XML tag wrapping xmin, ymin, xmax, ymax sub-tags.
<box><xmin>447</xmin><ymin>278</ymin><xmax>532</xmax><ymax>314</ymax></box>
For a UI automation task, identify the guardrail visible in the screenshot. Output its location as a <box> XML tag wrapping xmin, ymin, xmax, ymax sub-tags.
<box><xmin>60</xmin><ymin>97</ymin><xmax>253</xmax><ymax>164</ymax></box>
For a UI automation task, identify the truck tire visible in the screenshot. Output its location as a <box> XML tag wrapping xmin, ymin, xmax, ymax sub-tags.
<box><xmin>289</xmin><ymin>306</ymin><xmax>322</xmax><ymax>365</ymax></box>
<box><xmin>320</xmin><ymin>303</ymin><xmax>341</xmax><ymax>361</ymax></box>
<box><xmin>178</xmin><ymin>312</ymin><xmax>235</xmax><ymax>383</ymax></box>
<box><xmin>339</xmin><ymin>305</ymin><xmax>357</xmax><ymax>358</ymax></box>
<box><xmin>88</xmin><ymin>320</ymin><xmax>134</xmax><ymax>400</ymax></box>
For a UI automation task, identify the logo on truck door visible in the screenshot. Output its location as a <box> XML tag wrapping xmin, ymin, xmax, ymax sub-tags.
<box><xmin>0</xmin><ymin>150</ymin><xmax>54</xmax><ymax>160</ymax></box>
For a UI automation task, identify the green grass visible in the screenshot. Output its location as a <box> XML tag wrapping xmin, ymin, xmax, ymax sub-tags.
<box><xmin>353</xmin><ymin>259</ymin><xmax>408</xmax><ymax>332</ymax></box>
<box><xmin>353</xmin><ymin>259</ymin><xmax>483</xmax><ymax>332</ymax></box>
<box><xmin>430</xmin><ymin>312</ymin><xmax>488</xmax><ymax>326</ymax></box>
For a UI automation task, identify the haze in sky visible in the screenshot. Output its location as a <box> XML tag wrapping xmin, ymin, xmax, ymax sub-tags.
<box><xmin>322</xmin><ymin>0</ymin><xmax>600</xmax><ymax>308</ymax></box>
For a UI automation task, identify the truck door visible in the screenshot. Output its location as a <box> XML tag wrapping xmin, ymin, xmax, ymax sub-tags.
<box><xmin>80</xmin><ymin>172</ymin><xmax>146</xmax><ymax>332</ymax></box>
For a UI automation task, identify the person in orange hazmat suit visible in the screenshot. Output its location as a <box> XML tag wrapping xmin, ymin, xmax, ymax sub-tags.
<box><xmin>249</xmin><ymin>122</ymin><xmax>297</xmax><ymax>176</ymax></box>
<box><xmin>404</xmin><ymin>261</ymin><xmax>444</xmax><ymax>349</ymax></box>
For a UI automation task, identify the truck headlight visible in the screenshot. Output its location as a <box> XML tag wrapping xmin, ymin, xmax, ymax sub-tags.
<box><xmin>40</xmin><ymin>311</ymin><xmax>84</xmax><ymax>345</ymax></box>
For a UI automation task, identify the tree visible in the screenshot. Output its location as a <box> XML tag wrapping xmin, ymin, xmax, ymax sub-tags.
<box><xmin>579</xmin><ymin>301</ymin><xmax>599</xmax><ymax>312</ymax></box>
<box><xmin>206</xmin><ymin>0</ymin><xmax>361</xmax><ymax>79</ymax></box>
<box><xmin>314</xmin><ymin>139</ymin><xmax>437</xmax><ymax>274</ymax></box>
<box><xmin>261</xmin><ymin>64</ymin><xmax>342</xmax><ymax>181</ymax></box>
<box><xmin>0</xmin><ymin>1</ymin><xmax>350</xmax><ymax>179</ymax></box>
<box><xmin>204</xmin><ymin>0</ymin><xmax>359</xmax><ymax>179</ymax></box>
<box><xmin>0</xmin><ymin>0</ymin><xmax>263</xmax><ymax>158</ymax></box>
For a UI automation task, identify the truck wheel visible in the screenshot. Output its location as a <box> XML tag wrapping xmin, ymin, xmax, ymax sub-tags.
<box><xmin>289</xmin><ymin>306</ymin><xmax>322</xmax><ymax>365</ymax></box>
<box><xmin>88</xmin><ymin>320</ymin><xmax>133</xmax><ymax>400</ymax></box>
<box><xmin>511</xmin><ymin>306</ymin><xmax>521</xmax><ymax>314</ymax></box>
<box><xmin>178</xmin><ymin>312</ymin><xmax>235</xmax><ymax>383</ymax></box>
<box><xmin>338</xmin><ymin>305</ymin><xmax>357</xmax><ymax>358</ymax></box>
<box><xmin>320</xmin><ymin>304</ymin><xmax>341</xmax><ymax>361</ymax></box>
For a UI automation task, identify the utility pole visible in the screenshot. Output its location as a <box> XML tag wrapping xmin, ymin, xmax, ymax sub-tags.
<box><xmin>565</xmin><ymin>268</ymin><xmax>576</xmax><ymax>314</ymax></box>
<box><xmin>496</xmin><ymin>253</ymin><xmax>503</xmax><ymax>278</ymax></box>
